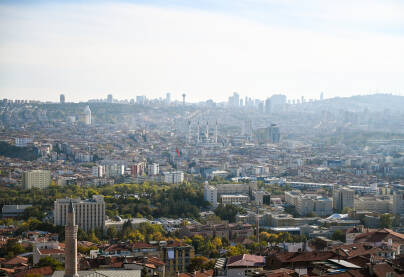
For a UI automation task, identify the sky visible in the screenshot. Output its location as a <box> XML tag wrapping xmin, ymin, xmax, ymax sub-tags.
<box><xmin>0</xmin><ymin>0</ymin><xmax>404</xmax><ymax>103</ymax></box>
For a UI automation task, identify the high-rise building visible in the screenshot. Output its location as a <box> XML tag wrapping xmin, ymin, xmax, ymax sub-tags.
<box><xmin>204</xmin><ymin>184</ymin><xmax>218</xmax><ymax>208</ymax></box>
<box><xmin>60</xmin><ymin>94</ymin><xmax>65</xmax><ymax>104</ymax></box>
<box><xmin>163</xmin><ymin>171</ymin><xmax>184</xmax><ymax>184</ymax></box>
<box><xmin>333</xmin><ymin>187</ymin><xmax>354</xmax><ymax>211</ymax></box>
<box><xmin>228</xmin><ymin>92</ymin><xmax>240</xmax><ymax>107</ymax></box>
<box><xmin>166</xmin><ymin>92</ymin><xmax>171</xmax><ymax>104</ymax></box>
<box><xmin>54</xmin><ymin>196</ymin><xmax>105</xmax><ymax>232</ymax></box>
<box><xmin>320</xmin><ymin>92</ymin><xmax>324</xmax><ymax>101</ymax></box>
<box><xmin>265</xmin><ymin>98</ymin><xmax>271</xmax><ymax>113</ymax></box>
<box><xmin>147</xmin><ymin>163</ymin><xmax>160</xmax><ymax>176</ymax></box>
<box><xmin>83</xmin><ymin>105</ymin><xmax>91</xmax><ymax>125</ymax></box>
<box><xmin>107</xmin><ymin>94</ymin><xmax>113</xmax><ymax>103</ymax></box>
<box><xmin>270</xmin><ymin>94</ymin><xmax>287</xmax><ymax>112</ymax></box>
<box><xmin>22</xmin><ymin>170</ymin><xmax>51</xmax><ymax>189</ymax></box>
<box><xmin>64</xmin><ymin>201</ymin><xmax>78</xmax><ymax>277</ymax></box>
<box><xmin>393</xmin><ymin>190</ymin><xmax>404</xmax><ymax>215</ymax></box>
<box><xmin>268</xmin><ymin>124</ymin><xmax>280</xmax><ymax>143</ymax></box>
<box><xmin>130</xmin><ymin>162</ymin><xmax>146</xmax><ymax>177</ymax></box>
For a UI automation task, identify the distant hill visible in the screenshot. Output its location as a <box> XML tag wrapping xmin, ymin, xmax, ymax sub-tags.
<box><xmin>318</xmin><ymin>94</ymin><xmax>404</xmax><ymax>112</ymax></box>
<box><xmin>0</xmin><ymin>141</ymin><xmax>39</xmax><ymax>161</ymax></box>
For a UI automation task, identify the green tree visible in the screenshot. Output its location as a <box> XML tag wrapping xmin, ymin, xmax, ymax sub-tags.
<box><xmin>380</xmin><ymin>213</ymin><xmax>393</xmax><ymax>228</ymax></box>
<box><xmin>107</xmin><ymin>226</ymin><xmax>118</xmax><ymax>240</ymax></box>
<box><xmin>187</xmin><ymin>256</ymin><xmax>209</xmax><ymax>272</ymax></box>
<box><xmin>331</xmin><ymin>230</ymin><xmax>346</xmax><ymax>242</ymax></box>
<box><xmin>38</xmin><ymin>256</ymin><xmax>63</xmax><ymax>270</ymax></box>
<box><xmin>225</xmin><ymin>244</ymin><xmax>249</xmax><ymax>257</ymax></box>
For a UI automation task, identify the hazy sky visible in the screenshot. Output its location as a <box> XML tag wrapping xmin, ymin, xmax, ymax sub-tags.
<box><xmin>1</xmin><ymin>0</ymin><xmax>404</xmax><ymax>103</ymax></box>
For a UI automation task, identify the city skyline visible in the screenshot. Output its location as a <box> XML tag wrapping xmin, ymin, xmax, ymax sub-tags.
<box><xmin>1</xmin><ymin>0</ymin><xmax>404</xmax><ymax>102</ymax></box>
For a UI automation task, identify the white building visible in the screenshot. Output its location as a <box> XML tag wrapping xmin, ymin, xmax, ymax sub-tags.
<box><xmin>104</xmin><ymin>164</ymin><xmax>125</xmax><ymax>177</ymax></box>
<box><xmin>148</xmin><ymin>163</ymin><xmax>159</xmax><ymax>176</ymax></box>
<box><xmin>15</xmin><ymin>137</ymin><xmax>33</xmax><ymax>147</ymax></box>
<box><xmin>83</xmin><ymin>105</ymin><xmax>91</xmax><ymax>125</ymax></box>
<box><xmin>92</xmin><ymin>165</ymin><xmax>105</xmax><ymax>178</ymax></box>
<box><xmin>204</xmin><ymin>184</ymin><xmax>218</xmax><ymax>208</ymax></box>
<box><xmin>285</xmin><ymin>191</ymin><xmax>333</xmax><ymax>216</ymax></box>
<box><xmin>22</xmin><ymin>170</ymin><xmax>51</xmax><ymax>189</ymax></box>
<box><xmin>163</xmin><ymin>171</ymin><xmax>184</xmax><ymax>184</ymax></box>
<box><xmin>54</xmin><ymin>195</ymin><xmax>105</xmax><ymax>231</ymax></box>
<box><xmin>220</xmin><ymin>194</ymin><xmax>249</xmax><ymax>205</ymax></box>
<box><xmin>355</xmin><ymin>196</ymin><xmax>392</xmax><ymax>214</ymax></box>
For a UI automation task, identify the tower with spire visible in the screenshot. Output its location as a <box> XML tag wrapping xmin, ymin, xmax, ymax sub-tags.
<box><xmin>215</xmin><ymin>120</ymin><xmax>218</xmax><ymax>143</ymax></box>
<box><xmin>205</xmin><ymin>121</ymin><xmax>209</xmax><ymax>141</ymax></box>
<box><xmin>64</xmin><ymin>200</ymin><xmax>79</xmax><ymax>277</ymax></box>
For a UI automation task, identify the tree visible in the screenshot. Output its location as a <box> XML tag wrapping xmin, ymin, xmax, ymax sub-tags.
<box><xmin>331</xmin><ymin>230</ymin><xmax>346</xmax><ymax>242</ymax></box>
<box><xmin>380</xmin><ymin>213</ymin><xmax>393</xmax><ymax>228</ymax></box>
<box><xmin>88</xmin><ymin>230</ymin><xmax>100</xmax><ymax>244</ymax></box>
<box><xmin>188</xmin><ymin>256</ymin><xmax>209</xmax><ymax>272</ymax></box>
<box><xmin>214</xmin><ymin>204</ymin><xmax>244</xmax><ymax>223</ymax></box>
<box><xmin>38</xmin><ymin>256</ymin><xmax>63</xmax><ymax>270</ymax></box>
<box><xmin>191</xmin><ymin>235</ymin><xmax>205</xmax><ymax>253</ymax></box>
<box><xmin>225</xmin><ymin>244</ymin><xmax>249</xmax><ymax>257</ymax></box>
<box><xmin>107</xmin><ymin>226</ymin><xmax>118</xmax><ymax>240</ymax></box>
<box><xmin>22</xmin><ymin>206</ymin><xmax>43</xmax><ymax>220</ymax></box>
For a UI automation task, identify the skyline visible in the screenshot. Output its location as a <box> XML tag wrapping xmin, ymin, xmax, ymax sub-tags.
<box><xmin>1</xmin><ymin>0</ymin><xmax>404</xmax><ymax>102</ymax></box>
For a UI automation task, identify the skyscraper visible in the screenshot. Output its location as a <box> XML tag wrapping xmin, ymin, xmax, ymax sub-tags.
<box><xmin>166</xmin><ymin>92</ymin><xmax>171</xmax><ymax>104</ymax></box>
<box><xmin>64</xmin><ymin>201</ymin><xmax>78</xmax><ymax>277</ymax></box>
<box><xmin>107</xmin><ymin>94</ymin><xmax>113</xmax><ymax>103</ymax></box>
<box><xmin>83</xmin><ymin>105</ymin><xmax>91</xmax><ymax>125</ymax></box>
<box><xmin>60</xmin><ymin>94</ymin><xmax>65</xmax><ymax>104</ymax></box>
<box><xmin>265</xmin><ymin>98</ymin><xmax>271</xmax><ymax>113</ymax></box>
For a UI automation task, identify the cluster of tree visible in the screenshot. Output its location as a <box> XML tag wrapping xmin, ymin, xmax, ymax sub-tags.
<box><xmin>0</xmin><ymin>182</ymin><xmax>210</xmax><ymax>223</ymax></box>
<box><xmin>187</xmin><ymin>256</ymin><xmax>216</xmax><ymax>272</ymax></box>
<box><xmin>120</xmin><ymin>222</ymin><xmax>166</xmax><ymax>243</ymax></box>
<box><xmin>183</xmin><ymin>235</ymin><xmax>225</xmax><ymax>258</ymax></box>
<box><xmin>214</xmin><ymin>204</ymin><xmax>245</xmax><ymax>223</ymax></box>
<box><xmin>37</xmin><ymin>256</ymin><xmax>63</xmax><ymax>270</ymax></box>
<box><xmin>0</xmin><ymin>238</ymin><xmax>31</xmax><ymax>258</ymax></box>
<box><xmin>260</xmin><ymin>231</ymin><xmax>307</xmax><ymax>246</ymax></box>
<box><xmin>0</xmin><ymin>141</ymin><xmax>39</xmax><ymax>161</ymax></box>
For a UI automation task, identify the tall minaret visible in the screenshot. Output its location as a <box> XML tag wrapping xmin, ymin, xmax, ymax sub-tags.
<box><xmin>197</xmin><ymin>121</ymin><xmax>200</xmax><ymax>143</ymax></box>
<box><xmin>64</xmin><ymin>201</ymin><xmax>79</xmax><ymax>277</ymax></box>
<box><xmin>205</xmin><ymin>121</ymin><xmax>209</xmax><ymax>141</ymax></box>
<box><xmin>187</xmin><ymin>120</ymin><xmax>192</xmax><ymax>144</ymax></box>
<box><xmin>215</xmin><ymin>120</ymin><xmax>218</xmax><ymax>143</ymax></box>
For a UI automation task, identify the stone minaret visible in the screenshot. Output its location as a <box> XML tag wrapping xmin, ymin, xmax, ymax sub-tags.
<box><xmin>64</xmin><ymin>201</ymin><xmax>79</xmax><ymax>277</ymax></box>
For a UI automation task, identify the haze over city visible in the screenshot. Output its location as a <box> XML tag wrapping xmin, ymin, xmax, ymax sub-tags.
<box><xmin>1</xmin><ymin>0</ymin><xmax>404</xmax><ymax>102</ymax></box>
<box><xmin>2</xmin><ymin>2</ymin><xmax>404</xmax><ymax>277</ymax></box>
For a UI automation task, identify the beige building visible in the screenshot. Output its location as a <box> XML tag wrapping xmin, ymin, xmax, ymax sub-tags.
<box><xmin>333</xmin><ymin>187</ymin><xmax>354</xmax><ymax>211</ymax></box>
<box><xmin>22</xmin><ymin>170</ymin><xmax>51</xmax><ymax>189</ymax></box>
<box><xmin>355</xmin><ymin>196</ymin><xmax>392</xmax><ymax>214</ymax></box>
<box><xmin>220</xmin><ymin>194</ymin><xmax>249</xmax><ymax>205</ymax></box>
<box><xmin>54</xmin><ymin>196</ymin><xmax>105</xmax><ymax>232</ymax></box>
<box><xmin>393</xmin><ymin>190</ymin><xmax>404</xmax><ymax>215</ymax></box>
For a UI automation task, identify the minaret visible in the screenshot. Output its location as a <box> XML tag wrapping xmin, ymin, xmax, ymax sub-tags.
<box><xmin>197</xmin><ymin>121</ymin><xmax>200</xmax><ymax>143</ymax></box>
<box><xmin>215</xmin><ymin>120</ymin><xmax>218</xmax><ymax>143</ymax></box>
<box><xmin>187</xmin><ymin>120</ymin><xmax>192</xmax><ymax>144</ymax></box>
<box><xmin>205</xmin><ymin>121</ymin><xmax>209</xmax><ymax>141</ymax></box>
<box><xmin>64</xmin><ymin>201</ymin><xmax>79</xmax><ymax>277</ymax></box>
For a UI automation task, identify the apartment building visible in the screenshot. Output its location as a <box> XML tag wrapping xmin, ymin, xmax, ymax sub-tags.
<box><xmin>355</xmin><ymin>196</ymin><xmax>392</xmax><ymax>214</ymax></box>
<box><xmin>22</xmin><ymin>170</ymin><xmax>51</xmax><ymax>189</ymax></box>
<box><xmin>54</xmin><ymin>195</ymin><xmax>105</xmax><ymax>231</ymax></box>
<box><xmin>220</xmin><ymin>194</ymin><xmax>249</xmax><ymax>205</ymax></box>
<box><xmin>333</xmin><ymin>187</ymin><xmax>354</xmax><ymax>212</ymax></box>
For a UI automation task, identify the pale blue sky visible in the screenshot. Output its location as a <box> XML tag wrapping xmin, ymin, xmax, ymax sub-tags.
<box><xmin>1</xmin><ymin>0</ymin><xmax>403</xmax><ymax>102</ymax></box>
